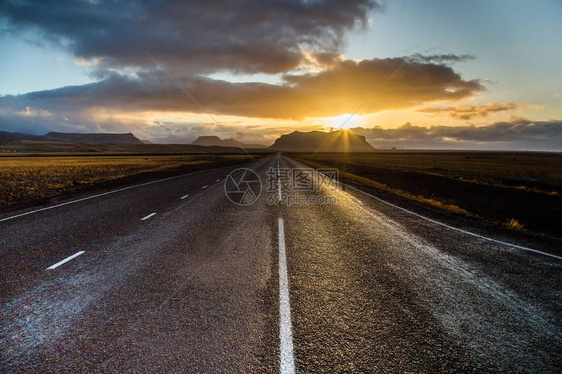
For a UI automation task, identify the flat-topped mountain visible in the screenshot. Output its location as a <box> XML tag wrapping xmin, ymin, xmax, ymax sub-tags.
<box><xmin>0</xmin><ymin>130</ymin><xmax>142</xmax><ymax>144</ymax></box>
<box><xmin>43</xmin><ymin>132</ymin><xmax>142</xmax><ymax>144</ymax></box>
<box><xmin>191</xmin><ymin>135</ymin><xmax>266</xmax><ymax>149</ymax></box>
<box><xmin>270</xmin><ymin>130</ymin><xmax>375</xmax><ymax>152</ymax></box>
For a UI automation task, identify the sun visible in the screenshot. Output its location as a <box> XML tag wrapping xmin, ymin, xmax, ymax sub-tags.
<box><xmin>324</xmin><ymin>113</ymin><xmax>362</xmax><ymax>130</ymax></box>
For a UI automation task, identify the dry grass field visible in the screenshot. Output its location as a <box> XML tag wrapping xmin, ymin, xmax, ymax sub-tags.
<box><xmin>3</xmin><ymin>151</ymin><xmax>561</xmax><ymax>238</ymax></box>
<box><xmin>0</xmin><ymin>154</ymin><xmax>255</xmax><ymax>211</ymax></box>
<box><xmin>302</xmin><ymin>152</ymin><xmax>562</xmax><ymax>192</ymax></box>
<box><xmin>292</xmin><ymin>151</ymin><xmax>562</xmax><ymax>238</ymax></box>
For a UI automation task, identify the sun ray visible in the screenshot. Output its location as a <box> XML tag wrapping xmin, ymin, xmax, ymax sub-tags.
<box><xmin>324</xmin><ymin>114</ymin><xmax>363</xmax><ymax>130</ymax></box>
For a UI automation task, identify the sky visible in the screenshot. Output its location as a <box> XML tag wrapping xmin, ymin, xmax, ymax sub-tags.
<box><xmin>1</xmin><ymin>0</ymin><xmax>561</xmax><ymax>150</ymax></box>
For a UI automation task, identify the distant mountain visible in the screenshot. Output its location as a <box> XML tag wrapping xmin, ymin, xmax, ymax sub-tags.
<box><xmin>270</xmin><ymin>130</ymin><xmax>375</xmax><ymax>152</ymax></box>
<box><xmin>191</xmin><ymin>135</ymin><xmax>266</xmax><ymax>149</ymax></box>
<box><xmin>0</xmin><ymin>130</ymin><xmax>43</xmax><ymax>142</ymax></box>
<box><xmin>0</xmin><ymin>130</ymin><xmax>142</xmax><ymax>144</ymax></box>
<box><xmin>43</xmin><ymin>132</ymin><xmax>142</xmax><ymax>144</ymax></box>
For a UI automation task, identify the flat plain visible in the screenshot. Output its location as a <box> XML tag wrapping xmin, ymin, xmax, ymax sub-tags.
<box><xmin>291</xmin><ymin>151</ymin><xmax>562</xmax><ymax>239</ymax></box>
<box><xmin>2</xmin><ymin>150</ymin><xmax>561</xmax><ymax>240</ymax></box>
<box><xmin>0</xmin><ymin>153</ymin><xmax>260</xmax><ymax>213</ymax></box>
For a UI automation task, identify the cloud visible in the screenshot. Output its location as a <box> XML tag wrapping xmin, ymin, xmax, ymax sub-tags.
<box><xmin>278</xmin><ymin>57</ymin><xmax>483</xmax><ymax>117</ymax></box>
<box><xmin>15</xmin><ymin>106</ymin><xmax>53</xmax><ymax>118</ymax></box>
<box><xmin>0</xmin><ymin>0</ymin><xmax>381</xmax><ymax>75</ymax></box>
<box><xmin>351</xmin><ymin>119</ymin><xmax>562</xmax><ymax>150</ymax></box>
<box><xmin>483</xmin><ymin>78</ymin><xmax>498</xmax><ymax>85</ymax></box>
<box><xmin>140</xmin><ymin>121</ymin><xmax>214</xmax><ymax>144</ymax></box>
<box><xmin>0</xmin><ymin>0</ymin><xmax>490</xmax><ymax>140</ymax></box>
<box><xmin>418</xmin><ymin>102</ymin><xmax>544</xmax><ymax>120</ymax></box>
<box><xmin>0</xmin><ymin>57</ymin><xmax>485</xmax><ymax>127</ymax></box>
<box><xmin>407</xmin><ymin>53</ymin><xmax>475</xmax><ymax>64</ymax></box>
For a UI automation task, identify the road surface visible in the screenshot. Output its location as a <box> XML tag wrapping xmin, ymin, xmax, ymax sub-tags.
<box><xmin>1</xmin><ymin>154</ymin><xmax>561</xmax><ymax>373</ymax></box>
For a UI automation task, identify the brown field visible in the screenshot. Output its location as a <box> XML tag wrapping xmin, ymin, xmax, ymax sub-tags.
<box><xmin>3</xmin><ymin>150</ymin><xmax>561</xmax><ymax>239</ymax></box>
<box><xmin>0</xmin><ymin>154</ymin><xmax>259</xmax><ymax>212</ymax></box>
<box><xmin>0</xmin><ymin>139</ymin><xmax>271</xmax><ymax>154</ymax></box>
<box><xmin>290</xmin><ymin>151</ymin><xmax>562</xmax><ymax>239</ymax></box>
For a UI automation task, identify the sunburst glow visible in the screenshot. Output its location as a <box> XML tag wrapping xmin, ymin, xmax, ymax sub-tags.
<box><xmin>325</xmin><ymin>114</ymin><xmax>363</xmax><ymax>130</ymax></box>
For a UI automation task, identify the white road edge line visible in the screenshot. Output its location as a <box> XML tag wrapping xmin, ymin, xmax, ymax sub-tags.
<box><xmin>337</xmin><ymin>180</ymin><xmax>562</xmax><ymax>261</ymax></box>
<box><xmin>180</xmin><ymin>194</ymin><xmax>189</xmax><ymax>200</ymax></box>
<box><xmin>278</xmin><ymin>217</ymin><xmax>296</xmax><ymax>374</ymax></box>
<box><xmin>0</xmin><ymin>166</ymin><xmax>234</xmax><ymax>223</ymax></box>
<box><xmin>46</xmin><ymin>251</ymin><xmax>85</xmax><ymax>270</ymax></box>
<box><xmin>141</xmin><ymin>212</ymin><xmax>157</xmax><ymax>221</ymax></box>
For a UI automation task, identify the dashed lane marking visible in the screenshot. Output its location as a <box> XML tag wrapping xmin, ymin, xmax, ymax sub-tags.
<box><xmin>46</xmin><ymin>251</ymin><xmax>85</xmax><ymax>270</ymax></box>
<box><xmin>0</xmin><ymin>166</ymin><xmax>237</xmax><ymax>223</ymax></box>
<box><xmin>278</xmin><ymin>217</ymin><xmax>296</xmax><ymax>374</ymax></box>
<box><xmin>141</xmin><ymin>213</ymin><xmax>157</xmax><ymax>221</ymax></box>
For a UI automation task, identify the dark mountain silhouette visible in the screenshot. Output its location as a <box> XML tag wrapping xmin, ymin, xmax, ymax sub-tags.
<box><xmin>270</xmin><ymin>130</ymin><xmax>375</xmax><ymax>152</ymax></box>
<box><xmin>0</xmin><ymin>131</ymin><xmax>43</xmax><ymax>142</ymax></box>
<box><xmin>0</xmin><ymin>130</ymin><xmax>142</xmax><ymax>144</ymax></box>
<box><xmin>43</xmin><ymin>132</ymin><xmax>142</xmax><ymax>144</ymax></box>
<box><xmin>191</xmin><ymin>135</ymin><xmax>266</xmax><ymax>149</ymax></box>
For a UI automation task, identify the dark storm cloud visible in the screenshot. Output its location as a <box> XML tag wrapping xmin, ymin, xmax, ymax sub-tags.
<box><xmin>351</xmin><ymin>119</ymin><xmax>562</xmax><ymax>150</ymax></box>
<box><xmin>0</xmin><ymin>0</ymin><xmax>380</xmax><ymax>74</ymax></box>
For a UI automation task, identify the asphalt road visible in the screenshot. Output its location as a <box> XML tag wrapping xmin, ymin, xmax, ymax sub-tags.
<box><xmin>1</xmin><ymin>154</ymin><xmax>561</xmax><ymax>373</ymax></box>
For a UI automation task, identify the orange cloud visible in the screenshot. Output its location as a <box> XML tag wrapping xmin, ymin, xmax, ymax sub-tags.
<box><xmin>4</xmin><ymin>57</ymin><xmax>482</xmax><ymax>119</ymax></box>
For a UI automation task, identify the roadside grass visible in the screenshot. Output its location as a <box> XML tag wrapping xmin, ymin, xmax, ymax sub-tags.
<box><xmin>0</xmin><ymin>154</ymin><xmax>253</xmax><ymax>210</ymax></box>
<box><xmin>301</xmin><ymin>159</ymin><xmax>479</xmax><ymax>218</ymax></box>
<box><xmin>292</xmin><ymin>152</ymin><xmax>562</xmax><ymax>236</ymax></box>
<box><xmin>504</xmin><ymin>218</ymin><xmax>525</xmax><ymax>230</ymax></box>
<box><xmin>307</xmin><ymin>152</ymin><xmax>562</xmax><ymax>195</ymax></box>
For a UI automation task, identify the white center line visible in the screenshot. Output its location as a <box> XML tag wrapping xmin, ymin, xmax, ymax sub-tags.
<box><xmin>216</xmin><ymin>178</ymin><xmax>220</xmax><ymax>182</ymax></box>
<box><xmin>278</xmin><ymin>217</ymin><xmax>296</xmax><ymax>374</ymax></box>
<box><xmin>202</xmin><ymin>185</ymin><xmax>208</xmax><ymax>189</ymax></box>
<box><xmin>180</xmin><ymin>194</ymin><xmax>189</xmax><ymax>200</ymax></box>
<box><xmin>141</xmin><ymin>212</ymin><xmax>157</xmax><ymax>221</ymax></box>
<box><xmin>46</xmin><ymin>251</ymin><xmax>85</xmax><ymax>270</ymax></box>
<box><xmin>278</xmin><ymin>156</ymin><xmax>282</xmax><ymax>200</ymax></box>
